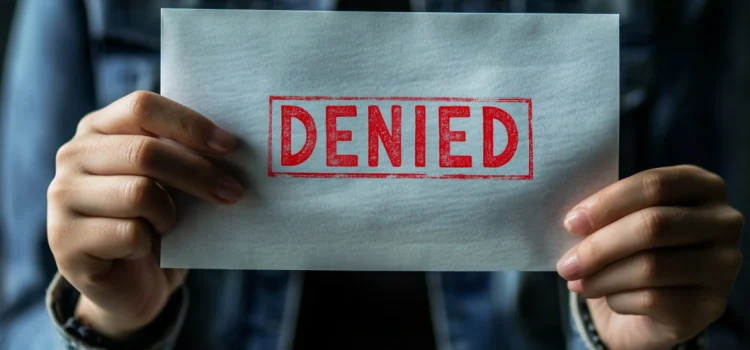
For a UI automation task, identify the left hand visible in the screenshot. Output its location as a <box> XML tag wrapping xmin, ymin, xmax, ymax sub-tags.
<box><xmin>557</xmin><ymin>165</ymin><xmax>744</xmax><ymax>350</ymax></box>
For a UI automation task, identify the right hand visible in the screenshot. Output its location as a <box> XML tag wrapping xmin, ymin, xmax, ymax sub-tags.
<box><xmin>47</xmin><ymin>91</ymin><xmax>244</xmax><ymax>339</ymax></box>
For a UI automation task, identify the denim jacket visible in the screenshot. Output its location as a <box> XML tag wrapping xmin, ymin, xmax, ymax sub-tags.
<box><xmin>1</xmin><ymin>0</ymin><xmax>749</xmax><ymax>349</ymax></box>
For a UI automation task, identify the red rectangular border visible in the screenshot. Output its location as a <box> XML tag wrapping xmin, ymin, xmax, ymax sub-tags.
<box><xmin>268</xmin><ymin>96</ymin><xmax>534</xmax><ymax>180</ymax></box>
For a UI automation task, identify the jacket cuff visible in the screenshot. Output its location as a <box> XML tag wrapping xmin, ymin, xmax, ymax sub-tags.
<box><xmin>45</xmin><ymin>272</ymin><xmax>188</xmax><ymax>350</ymax></box>
<box><xmin>569</xmin><ymin>292</ymin><xmax>707</xmax><ymax>350</ymax></box>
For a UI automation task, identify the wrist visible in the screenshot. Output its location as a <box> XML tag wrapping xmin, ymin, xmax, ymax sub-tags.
<box><xmin>71</xmin><ymin>291</ymin><xmax>184</xmax><ymax>349</ymax></box>
<box><xmin>573</xmin><ymin>294</ymin><xmax>706</xmax><ymax>350</ymax></box>
<box><xmin>47</xmin><ymin>273</ymin><xmax>189</xmax><ymax>350</ymax></box>
<box><xmin>75</xmin><ymin>295</ymin><xmax>159</xmax><ymax>340</ymax></box>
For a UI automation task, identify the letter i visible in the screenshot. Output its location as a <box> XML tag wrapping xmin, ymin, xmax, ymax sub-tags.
<box><xmin>415</xmin><ymin>105</ymin><xmax>426</xmax><ymax>167</ymax></box>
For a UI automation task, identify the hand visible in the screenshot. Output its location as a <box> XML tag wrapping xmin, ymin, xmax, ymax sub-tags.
<box><xmin>48</xmin><ymin>91</ymin><xmax>244</xmax><ymax>339</ymax></box>
<box><xmin>557</xmin><ymin>165</ymin><xmax>744</xmax><ymax>350</ymax></box>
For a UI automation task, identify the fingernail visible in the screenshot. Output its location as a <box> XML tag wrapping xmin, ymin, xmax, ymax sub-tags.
<box><xmin>564</xmin><ymin>209</ymin><xmax>593</xmax><ymax>235</ymax></box>
<box><xmin>557</xmin><ymin>249</ymin><xmax>581</xmax><ymax>280</ymax></box>
<box><xmin>207</xmin><ymin>127</ymin><xmax>237</xmax><ymax>152</ymax></box>
<box><xmin>215</xmin><ymin>177</ymin><xmax>244</xmax><ymax>202</ymax></box>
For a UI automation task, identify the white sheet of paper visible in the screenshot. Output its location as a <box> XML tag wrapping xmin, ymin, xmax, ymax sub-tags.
<box><xmin>160</xmin><ymin>9</ymin><xmax>619</xmax><ymax>271</ymax></box>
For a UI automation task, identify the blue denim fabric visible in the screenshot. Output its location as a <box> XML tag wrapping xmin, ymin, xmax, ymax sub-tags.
<box><xmin>2</xmin><ymin>0</ymin><xmax>749</xmax><ymax>349</ymax></box>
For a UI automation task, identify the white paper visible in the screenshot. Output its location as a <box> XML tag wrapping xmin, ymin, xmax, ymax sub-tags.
<box><xmin>160</xmin><ymin>9</ymin><xmax>619</xmax><ymax>271</ymax></box>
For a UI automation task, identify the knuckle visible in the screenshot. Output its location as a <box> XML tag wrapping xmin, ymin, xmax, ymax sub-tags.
<box><xmin>704</xmin><ymin>297</ymin><xmax>728</xmax><ymax>322</ymax></box>
<box><xmin>734</xmin><ymin>251</ymin><xmax>745</xmax><ymax>271</ymax></box>
<box><xmin>46</xmin><ymin>179</ymin><xmax>69</xmax><ymax>204</ymax></box>
<box><xmin>47</xmin><ymin>220</ymin><xmax>72</xmax><ymax>252</ymax></box>
<box><xmin>639</xmin><ymin>252</ymin><xmax>659</xmax><ymax>282</ymax></box>
<box><xmin>641</xmin><ymin>172</ymin><xmax>665</xmax><ymax>203</ymax></box>
<box><xmin>177</xmin><ymin>112</ymin><xmax>197</xmax><ymax>136</ymax></box>
<box><xmin>127</xmin><ymin>90</ymin><xmax>157</xmax><ymax>120</ymax></box>
<box><xmin>677</xmin><ymin>164</ymin><xmax>708</xmax><ymax>182</ymax></box>
<box><xmin>709</xmin><ymin>173</ymin><xmax>727</xmax><ymax>195</ymax></box>
<box><xmin>122</xmin><ymin>177</ymin><xmax>156</xmax><ymax>207</ymax></box>
<box><xmin>47</xmin><ymin>223</ymin><xmax>79</xmax><ymax>276</ymax></box>
<box><xmin>76</xmin><ymin>112</ymin><xmax>96</xmax><ymax>134</ymax></box>
<box><xmin>55</xmin><ymin>141</ymin><xmax>78</xmax><ymax>164</ymax></box>
<box><xmin>640</xmin><ymin>289</ymin><xmax>661</xmax><ymax>310</ymax></box>
<box><xmin>638</xmin><ymin>208</ymin><xmax>666</xmax><ymax>243</ymax></box>
<box><xmin>720</xmin><ymin>248</ymin><xmax>743</xmax><ymax>272</ymax></box>
<box><xmin>116</xmin><ymin>220</ymin><xmax>148</xmax><ymax>250</ymax></box>
<box><xmin>725</xmin><ymin>208</ymin><xmax>746</xmax><ymax>232</ymax></box>
<box><xmin>679</xmin><ymin>164</ymin><xmax>705</xmax><ymax>174</ymax></box>
<box><xmin>124</xmin><ymin>137</ymin><xmax>155</xmax><ymax>168</ymax></box>
<box><xmin>577</xmin><ymin>240</ymin><xmax>598</xmax><ymax>268</ymax></box>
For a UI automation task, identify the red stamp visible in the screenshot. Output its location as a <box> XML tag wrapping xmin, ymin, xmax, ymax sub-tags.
<box><xmin>268</xmin><ymin>96</ymin><xmax>533</xmax><ymax>179</ymax></box>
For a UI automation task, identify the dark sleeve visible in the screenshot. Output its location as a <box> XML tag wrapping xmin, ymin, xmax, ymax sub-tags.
<box><xmin>45</xmin><ymin>273</ymin><xmax>188</xmax><ymax>350</ymax></box>
<box><xmin>0</xmin><ymin>0</ymin><xmax>95</xmax><ymax>347</ymax></box>
<box><xmin>711</xmin><ymin>0</ymin><xmax>750</xmax><ymax>347</ymax></box>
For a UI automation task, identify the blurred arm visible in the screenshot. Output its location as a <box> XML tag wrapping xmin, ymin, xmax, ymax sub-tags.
<box><xmin>0</xmin><ymin>0</ymin><xmax>94</xmax><ymax>347</ymax></box>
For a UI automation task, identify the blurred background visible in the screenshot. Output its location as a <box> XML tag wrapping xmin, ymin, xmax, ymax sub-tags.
<box><xmin>0</xmin><ymin>0</ymin><xmax>16</xmax><ymax>295</ymax></box>
<box><xmin>0</xmin><ymin>1</ymin><xmax>13</xmax><ymax>83</ymax></box>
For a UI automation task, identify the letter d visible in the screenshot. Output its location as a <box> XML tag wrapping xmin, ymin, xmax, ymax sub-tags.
<box><xmin>281</xmin><ymin>105</ymin><xmax>317</xmax><ymax>166</ymax></box>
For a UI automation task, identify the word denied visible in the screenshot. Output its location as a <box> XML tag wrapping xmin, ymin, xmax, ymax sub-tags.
<box><xmin>270</xmin><ymin>96</ymin><xmax>533</xmax><ymax>179</ymax></box>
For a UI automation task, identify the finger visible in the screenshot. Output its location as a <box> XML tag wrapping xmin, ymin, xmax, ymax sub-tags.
<box><xmin>150</xmin><ymin>233</ymin><xmax>188</xmax><ymax>293</ymax></box>
<box><xmin>606</xmin><ymin>287</ymin><xmax>726</xmax><ymax>340</ymax></box>
<box><xmin>165</xmin><ymin>269</ymin><xmax>189</xmax><ymax>292</ymax></box>
<box><xmin>64</xmin><ymin>134</ymin><xmax>243</xmax><ymax>204</ymax></box>
<box><xmin>557</xmin><ymin>205</ymin><xmax>742</xmax><ymax>280</ymax></box>
<box><xmin>568</xmin><ymin>246</ymin><xmax>742</xmax><ymax>298</ymax></box>
<box><xmin>58</xmin><ymin>175</ymin><xmax>177</xmax><ymax>234</ymax></box>
<box><xmin>564</xmin><ymin>166</ymin><xmax>726</xmax><ymax>236</ymax></box>
<box><xmin>50</xmin><ymin>217</ymin><xmax>154</xmax><ymax>281</ymax></box>
<box><xmin>79</xmin><ymin>91</ymin><xmax>237</xmax><ymax>153</ymax></box>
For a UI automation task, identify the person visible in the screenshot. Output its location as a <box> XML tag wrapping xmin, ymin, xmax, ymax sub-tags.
<box><xmin>1</xmin><ymin>1</ymin><xmax>748</xmax><ymax>349</ymax></box>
